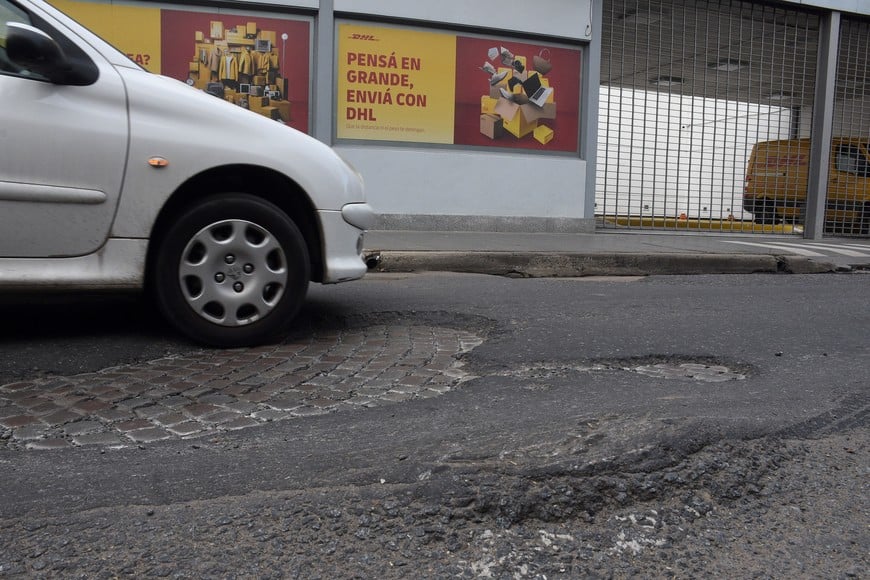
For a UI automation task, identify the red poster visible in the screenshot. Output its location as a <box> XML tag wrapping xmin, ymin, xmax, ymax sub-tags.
<box><xmin>454</xmin><ymin>35</ymin><xmax>581</xmax><ymax>153</ymax></box>
<box><xmin>161</xmin><ymin>11</ymin><xmax>311</xmax><ymax>133</ymax></box>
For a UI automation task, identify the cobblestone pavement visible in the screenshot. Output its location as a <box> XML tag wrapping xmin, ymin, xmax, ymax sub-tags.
<box><xmin>0</xmin><ymin>324</ymin><xmax>483</xmax><ymax>451</ymax></box>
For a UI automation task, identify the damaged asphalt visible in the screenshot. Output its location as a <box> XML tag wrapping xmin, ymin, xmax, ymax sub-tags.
<box><xmin>1</xmin><ymin>265</ymin><xmax>867</xmax><ymax>577</ymax></box>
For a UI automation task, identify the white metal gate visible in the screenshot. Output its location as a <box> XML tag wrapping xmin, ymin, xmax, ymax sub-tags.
<box><xmin>598</xmin><ymin>0</ymin><xmax>820</xmax><ymax>234</ymax></box>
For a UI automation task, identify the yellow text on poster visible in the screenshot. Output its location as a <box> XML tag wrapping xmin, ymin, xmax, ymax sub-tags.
<box><xmin>49</xmin><ymin>0</ymin><xmax>161</xmax><ymax>72</ymax></box>
<box><xmin>337</xmin><ymin>23</ymin><xmax>456</xmax><ymax>144</ymax></box>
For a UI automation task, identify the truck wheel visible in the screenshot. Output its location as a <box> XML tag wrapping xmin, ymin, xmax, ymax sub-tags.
<box><xmin>152</xmin><ymin>194</ymin><xmax>310</xmax><ymax>347</ymax></box>
<box><xmin>752</xmin><ymin>198</ymin><xmax>779</xmax><ymax>225</ymax></box>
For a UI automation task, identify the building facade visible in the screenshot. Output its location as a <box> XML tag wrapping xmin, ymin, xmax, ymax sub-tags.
<box><xmin>50</xmin><ymin>0</ymin><xmax>870</xmax><ymax>238</ymax></box>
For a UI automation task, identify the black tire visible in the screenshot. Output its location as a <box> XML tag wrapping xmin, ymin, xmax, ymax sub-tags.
<box><xmin>751</xmin><ymin>198</ymin><xmax>780</xmax><ymax>225</ymax></box>
<box><xmin>152</xmin><ymin>194</ymin><xmax>310</xmax><ymax>347</ymax></box>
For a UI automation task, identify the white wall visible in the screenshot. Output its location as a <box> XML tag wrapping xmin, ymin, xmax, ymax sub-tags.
<box><xmin>337</xmin><ymin>146</ymin><xmax>586</xmax><ymax>220</ymax></box>
<box><xmin>329</xmin><ymin>1</ymin><xmax>594</xmax><ymax>229</ymax></box>
<box><xmin>333</xmin><ymin>0</ymin><xmax>592</xmax><ymax>41</ymax></box>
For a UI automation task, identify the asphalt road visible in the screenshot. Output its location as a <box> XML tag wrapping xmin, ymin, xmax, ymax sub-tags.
<box><xmin>1</xmin><ymin>272</ymin><xmax>867</xmax><ymax>577</ymax></box>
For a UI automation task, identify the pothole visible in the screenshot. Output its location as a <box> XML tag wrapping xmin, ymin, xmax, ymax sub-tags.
<box><xmin>0</xmin><ymin>323</ymin><xmax>484</xmax><ymax>451</ymax></box>
<box><xmin>500</xmin><ymin>358</ymin><xmax>748</xmax><ymax>383</ymax></box>
<box><xmin>630</xmin><ymin>363</ymin><xmax>746</xmax><ymax>382</ymax></box>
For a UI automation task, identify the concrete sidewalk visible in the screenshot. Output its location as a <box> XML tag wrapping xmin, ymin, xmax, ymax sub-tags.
<box><xmin>363</xmin><ymin>230</ymin><xmax>870</xmax><ymax>276</ymax></box>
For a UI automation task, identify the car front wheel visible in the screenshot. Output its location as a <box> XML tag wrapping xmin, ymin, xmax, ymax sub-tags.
<box><xmin>152</xmin><ymin>194</ymin><xmax>310</xmax><ymax>347</ymax></box>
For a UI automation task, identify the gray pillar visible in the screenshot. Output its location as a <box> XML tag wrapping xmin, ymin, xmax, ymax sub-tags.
<box><xmin>581</xmin><ymin>0</ymin><xmax>602</xmax><ymax>222</ymax></box>
<box><xmin>313</xmin><ymin>0</ymin><xmax>334</xmax><ymax>144</ymax></box>
<box><xmin>804</xmin><ymin>11</ymin><xmax>840</xmax><ymax>240</ymax></box>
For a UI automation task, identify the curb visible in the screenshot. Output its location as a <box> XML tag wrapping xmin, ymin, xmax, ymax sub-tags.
<box><xmin>366</xmin><ymin>252</ymin><xmax>839</xmax><ymax>277</ymax></box>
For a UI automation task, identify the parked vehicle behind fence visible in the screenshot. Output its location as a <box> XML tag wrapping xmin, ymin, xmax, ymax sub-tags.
<box><xmin>743</xmin><ymin>137</ymin><xmax>870</xmax><ymax>232</ymax></box>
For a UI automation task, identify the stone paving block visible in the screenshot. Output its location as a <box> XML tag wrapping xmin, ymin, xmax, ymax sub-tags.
<box><xmin>116</xmin><ymin>396</ymin><xmax>156</xmax><ymax>410</ymax></box>
<box><xmin>390</xmin><ymin>385</ymin><xmax>423</xmax><ymax>395</ymax></box>
<box><xmin>136</xmin><ymin>404</ymin><xmax>174</xmax><ymax>419</ymax></box>
<box><xmin>73</xmin><ymin>432</ymin><xmax>126</xmax><ymax>447</ymax></box>
<box><xmin>397</xmin><ymin>374</ymin><xmax>430</xmax><ymax>387</ymax></box>
<box><xmin>5</xmin><ymin>323</ymin><xmax>484</xmax><ymax>450</ymax></box>
<box><xmin>43</xmin><ymin>409</ymin><xmax>82</xmax><ymax>425</ymax></box>
<box><xmin>0</xmin><ymin>405</ymin><xmax>24</xmax><ymax>420</ymax></box>
<box><xmin>94</xmin><ymin>408</ymin><xmax>133</xmax><ymax>422</ymax></box>
<box><xmin>290</xmin><ymin>406</ymin><xmax>329</xmax><ymax>417</ymax></box>
<box><xmin>160</xmin><ymin>395</ymin><xmax>191</xmax><ymax>409</ymax></box>
<box><xmin>64</xmin><ymin>421</ymin><xmax>106</xmax><ymax>436</ymax></box>
<box><xmin>167</xmin><ymin>422</ymin><xmax>203</xmax><ymax>437</ymax></box>
<box><xmin>152</xmin><ymin>412</ymin><xmax>188</xmax><ymax>427</ymax></box>
<box><xmin>219</xmin><ymin>401</ymin><xmax>260</xmax><ymax>415</ymax></box>
<box><xmin>220</xmin><ymin>417</ymin><xmax>260</xmax><ymax>431</ymax></box>
<box><xmin>221</xmin><ymin>384</ymin><xmax>251</xmax><ymax>396</ymax></box>
<box><xmin>379</xmin><ymin>392</ymin><xmax>415</xmax><ymax>403</ymax></box>
<box><xmin>237</xmin><ymin>376</ymin><xmax>270</xmax><ymax>386</ymax></box>
<box><xmin>252</xmin><ymin>409</ymin><xmax>290</xmax><ymax>422</ymax></box>
<box><xmin>12</xmin><ymin>424</ymin><xmax>52</xmax><ymax>441</ymax></box>
<box><xmin>341</xmin><ymin>396</ymin><xmax>375</xmax><ymax>407</ymax></box>
<box><xmin>72</xmin><ymin>399</ymin><xmax>111</xmax><ymax>413</ymax></box>
<box><xmin>198</xmin><ymin>393</ymin><xmax>237</xmax><ymax>405</ymax></box>
<box><xmin>115</xmin><ymin>418</ymin><xmax>153</xmax><ymax>432</ymax></box>
<box><xmin>236</xmin><ymin>391</ymin><xmax>272</xmax><ymax>403</ymax></box>
<box><xmin>27</xmin><ymin>402</ymin><xmax>61</xmax><ymax>416</ymax></box>
<box><xmin>124</xmin><ymin>428</ymin><xmax>171</xmax><ymax>443</ymax></box>
<box><xmin>307</xmin><ymin>398</ymin><xmax>339</xmax><ymax>408</ymax></box>
<box><xmin>16</xmin><ymin>396</ymin><xmax>47</xmax><ymax>409</ymax></box>
<box><xmin>120</xmin><ymin>383</ymin><xmax>152</xmax><ymax>395</ymax></box>
<box><xmin>26</xmin><ymin>438</ymin><xmax>72</xmax><ymax>450</ymax></box>
<box><xmin>0</xmin><ymin>381</ymin><xmax>33</xmax><ymax>392</ymax></box>
<box><xmin>183</xmin><ymin>403</ymin><xmax>220</xmax><ymax>418</ymax></box>
<box><xmin>201</xmin><ymin>411</ymin><xmax>243</xmax><ymax>425</ymax></box>
<box><xmin>0</xmin><ymin>415</ymin><xmax>40</xmax><ymax>429</ymax></box>
<box><xmin>181</xmin><ymin>386</ymin><xmax>216</xmax><ymax>398</ymax></box>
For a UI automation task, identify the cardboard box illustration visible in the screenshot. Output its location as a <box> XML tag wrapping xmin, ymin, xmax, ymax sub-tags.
<box><xmin>521</xmin><ymin>101</ymin><xmax>557</xmax><ymax>123</ymax></box>
<box><xmin>272</xmin><ymin>100</ymin><xmax>291</xmax><ymax>122</ymax></box>
<box><xmin>533</xmin><ymin>125</ymin><xmax>554</xmax><ymax>144</ymax></box>
<box><xmin>480</xmin><ymin>114</ymin><xmax>504</xmax><ymax>139</ymax></box>
<box><xmin>494</xmin><ymin>97</ymin><xmax>537</xmax><ymax>138</ymax></box>
<box><xmin>209</xmin><ymin>21</ymin><xmax>223</xmax><ymax>39</ymax></box>
<box><xmin>481</xmin><ymin>96</ymin><xmax>498</xmax><ymax>114</ymax></box>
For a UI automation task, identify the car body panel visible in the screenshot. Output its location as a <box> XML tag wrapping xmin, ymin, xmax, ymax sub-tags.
<box><xmin>111</xmin><ymin>68</ymin><xmax>366</xmax><ymax>239</ymax></box>
<box><xmin>0</xmin><ymin>0</ymin><xmax>371</xmax><ymax>293</ymax></box>
<box><xmin>0</xmin><ymin>11</ymin><xmax>128</xmax><ymax>258</ymax></box>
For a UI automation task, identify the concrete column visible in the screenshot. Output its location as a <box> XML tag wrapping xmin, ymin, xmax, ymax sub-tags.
<box><xmin>582</xmin><ymin>0</ymin><xmax>602</xmax><ymax>222</ymax></box>
<box><xmin>313</xmin><ymin>0</ymin><xmax>334</xmax><ymax>144</ymax></box>
<box><xmin>804</xmin><ymin>10</ymin><xmax>840</xmax><ymax>239</ymax></box>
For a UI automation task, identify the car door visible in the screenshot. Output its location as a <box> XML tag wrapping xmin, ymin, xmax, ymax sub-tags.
<box><xmin>829</xmin><ymin>141</ymin><xmax>870</xmax><ymax>221</ymax></box>
<box><xmin>0</xmin><ymin>0</ymin><xmax>128</xmax><ymax>258</ymax></box>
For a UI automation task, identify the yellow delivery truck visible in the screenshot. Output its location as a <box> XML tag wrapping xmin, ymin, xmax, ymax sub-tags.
<box><xmin>743</xmin><ymin>137</ymin><xmax>870</xmax><ymax>232</ymax></box>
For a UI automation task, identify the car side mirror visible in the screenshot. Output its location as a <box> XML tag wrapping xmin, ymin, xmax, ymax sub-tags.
<box><xmin>5</xmin><ymin>21</ymin><xmax>96</xmax><ymax>85</ymax></box>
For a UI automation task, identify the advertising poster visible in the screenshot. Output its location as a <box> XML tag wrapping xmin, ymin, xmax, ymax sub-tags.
<box><xmin>51</xmin><ymin>0</ymin><xmax>161</xmax><ymax>72</ymax></box>
<box><xmin>161</xmin><ymin>12</ymin><xmax>311</xmax><ymax>133</ymax></box>
<box><xmin>48</xmin><ymin>1</ymin><xmax>311</xmax><ymax>133</ymax></box>
<box><xmin>338</xmin><ymin>22</ymin><xmax>581</xmax><ymax>153</ymax></box>
<box><xmin>338</xmin><ymin>24</ymin><xmax>457</xmax><ymax>144</ymax></box>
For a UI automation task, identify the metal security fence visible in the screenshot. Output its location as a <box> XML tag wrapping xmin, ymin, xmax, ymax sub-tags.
<box><xmin>829</xmin><ymin>17</ymin><xmax>870</xmax><ymax>237</ymax></box>
<box><xmin>598</xmin><ymin>0</ymin><xmax>821</xmax><ymax>234</ymax></box>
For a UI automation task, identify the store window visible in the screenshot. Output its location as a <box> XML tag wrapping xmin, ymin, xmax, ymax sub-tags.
<box><xmin>0</xmin><ymin>0</ymin><xmax>32</xmax><ymax>76</ymax></box>
<box><xmin>834</xmin><ymin>143</ymin><xmax>870</xmax><ymax>177</ymax></box>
